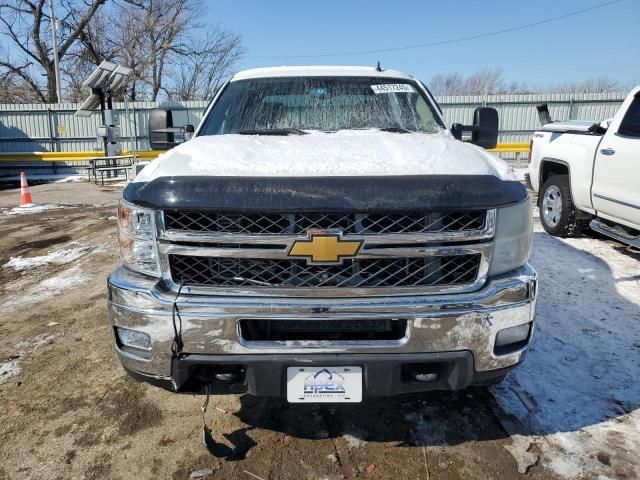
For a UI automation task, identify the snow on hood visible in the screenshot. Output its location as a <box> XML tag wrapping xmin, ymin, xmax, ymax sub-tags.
<box><xmin>135</xmin><ymin>130</ymin><xmax>517</xmax><ymax>182</ymax></box>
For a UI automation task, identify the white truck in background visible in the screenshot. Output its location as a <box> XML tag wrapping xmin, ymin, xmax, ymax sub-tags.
<box><xmin>528</xmin><ymin>86</ymin><xmax>640</xmax><ymax>246</ymax></box>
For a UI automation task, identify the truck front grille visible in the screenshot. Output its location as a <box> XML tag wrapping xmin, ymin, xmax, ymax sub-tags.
<box><xmin>164</xmin><ymin>211</ymin><xmax>485</xmax><ymax>235</ymax></box>
<box><xmin>168</xmin><ymin>254</ymin><xmax>482</xmax><ymax>289</ymax></box>
<box><xmin>239</xmin><ymin>319</ymin><xmax>407</xmax><ymax>341</ymax></box>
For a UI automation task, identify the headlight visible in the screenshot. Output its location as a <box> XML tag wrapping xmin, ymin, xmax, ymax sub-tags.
<box><xmin>489</xmin><ymin>198</ymin><xmax>533</xmax><ymax>276</ymax></box>
<box><xmin>117</xmin><ymin>199</ymin><xmax>160</xmax><ymax>277</ymax></box>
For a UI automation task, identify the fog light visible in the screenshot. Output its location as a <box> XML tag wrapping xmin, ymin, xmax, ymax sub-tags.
<box><xmin>414</xmin><ymin>373</ymin><xmax>438</xmax><ymax>382</ymax></box>
<box><xmin>403</xmin><ymin>363</ymin><xmax>443</xmax><ymax>383</ymax></box>
<box><xmin>116</xmin><ymin>327</ymin><xmax>151</xmax><ymax>351</ymax></box>
<box><xmin>495</xmin><ymin>323</ymin><xmax>531</xmax><ymax>348</ymax></box>
<box><xmin>215</xmin><ymin>372</ymin><xmax>241</xmax><ymax>383</ymax></box>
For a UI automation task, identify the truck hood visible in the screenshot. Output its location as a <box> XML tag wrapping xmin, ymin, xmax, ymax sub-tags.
<box><xmin>134</xmin><ymin>130</ymin><xmax>517</xmax><ymax>183</ymax></box>
<box><xmin>540</xmin><ymin>120</ymin><xmax>598</xmax><ymax>133</ymax></box>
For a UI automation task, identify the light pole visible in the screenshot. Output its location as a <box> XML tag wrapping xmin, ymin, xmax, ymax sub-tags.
<box><xmin>49</xmin><ymin>0</ymin><xmax>62</xmax><ymax>103</ymax></box>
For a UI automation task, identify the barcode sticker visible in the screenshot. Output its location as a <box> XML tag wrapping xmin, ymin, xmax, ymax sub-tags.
<box><xmin>371</xmin><ymin>84</ymin><xmax>415</xmax><ymax>94</ymax></box>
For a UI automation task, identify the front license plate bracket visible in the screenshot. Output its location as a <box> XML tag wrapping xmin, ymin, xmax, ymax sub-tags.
<box><xmin>286</xmin><ymin>366</ymin><xmax>363</xmax><ymax>403</ymax></box>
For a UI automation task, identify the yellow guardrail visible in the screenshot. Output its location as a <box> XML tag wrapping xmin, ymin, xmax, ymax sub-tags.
<box><xmin>0</xmin><ymin>142</ymin><xmax>529</xmax><ymax>163</ymax></box>
<box><xmin>489</xmin><ymin>142</ymin><xmax>530</xmax><ymax>153</ymax></box>
<box><xmin>0</xmin><ymin>150</ymin><xmax>163</xmax><ymax>162</ymax></box>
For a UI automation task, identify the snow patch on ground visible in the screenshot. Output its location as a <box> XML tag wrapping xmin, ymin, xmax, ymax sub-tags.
<box><xmin>36</xmin><ymin>266</ymin><xmax>90</xmax><ymax>301</ymax></box>
<box><xmin>1</xmin><ymin>265</ymin><xmax>90</xmax><ymax>310</ymax></box>
<box><xmin>3</xmin><ymin>246</ymin><xmax>91</xmax><ymax>271</ymax></box>
<box><xmin>0</xmin><ymin>358</ymin><xmax>21</xmax><ymax>385</ymax></box>
<box><xmin>503</xmin><ymin>435</ymin><xmax>539</xmax><ymax>474</ymax></box>
<box><xmin>101</xmin><ymin>181</ymin><xmax>129</xmax><ymax>187</ymax></box>
<box><xmin>4</xmin><ymin>204</ymin><xmax>67</xmax><ymax>215</ymax></box>
<box><xmin>342</xmin><ymin>433</ymin><xmax>367</xmax><ymax>449</ymax></box>
<box><xmin>15</xmin><ymin>334</ymin><xmax>58</xmax><ymax>350</ymax></box>
<box><xmin>492</xmin><ymin>218</ymin><xmax>640</xmax><ymax>478</ymax></box>
<box><xmin>0</xmin><ymin>174</ymin><xmax>84</xmax><ymax>183</ymax></box>
<box><xmin>1</xmin><ymin>334</ymin><xmax>60</xmax><ymax>385</ymax></box>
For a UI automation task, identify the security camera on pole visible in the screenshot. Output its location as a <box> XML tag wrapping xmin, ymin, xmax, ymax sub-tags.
<box><xmin>75</xmin><ymin>61</ymin><xmax>132</xmax><ymax>157</ymax></box>
<box><xmin>74</xmin><ymin>61</ymin><xmax>133</xmax><ymax>182</ymax></box>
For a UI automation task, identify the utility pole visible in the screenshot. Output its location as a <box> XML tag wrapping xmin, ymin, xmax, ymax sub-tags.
<box><xmin>49</xmin><ymin>0</ymin><xmax>62</xmax><ymax>103</ymax></box>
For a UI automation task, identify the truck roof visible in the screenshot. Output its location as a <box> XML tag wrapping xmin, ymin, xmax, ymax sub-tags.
<box><xmin>231</xmin><ymin>66</ymin><xmax>415</xmax><ymax>81</ymax></box>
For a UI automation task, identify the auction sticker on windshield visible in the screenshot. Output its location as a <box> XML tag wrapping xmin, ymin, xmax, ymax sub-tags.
<box><xmin>287</xmin><ymin>366</ymin><xmax>363</xmax><ymax>403</ymax></box>
<box><xmin>371</xmin><ymin>84</ymin><xmax>415</xmax><ymax>94</ymax></box>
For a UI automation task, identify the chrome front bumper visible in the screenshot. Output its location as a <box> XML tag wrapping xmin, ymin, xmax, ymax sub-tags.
<box><xmin>107</xmin><ymin>264</ymin><xmax>537</xmax><ymax>387</ymax></box>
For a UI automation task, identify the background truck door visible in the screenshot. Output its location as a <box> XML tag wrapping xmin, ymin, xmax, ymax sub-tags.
<box><xmin>592</xmin><ymin>93</ymin><xmax>640</xmax><ymax>227</ymax></box>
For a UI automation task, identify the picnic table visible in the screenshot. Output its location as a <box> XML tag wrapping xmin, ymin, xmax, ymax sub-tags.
<box><xmin>83</xmin><ymin>155</ymin><xmax>135</xmax><ymax>186</ymax></box>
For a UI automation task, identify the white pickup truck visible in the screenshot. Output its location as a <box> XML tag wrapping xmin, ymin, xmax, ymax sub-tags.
<box><xmin>109</xmin><ymin>66</ymin><xmax>536</xmax><ymax>402</ymax></box>
<box><xmin>528</xmin><ymin>86</ymin><xmax>640</xmax><ymax>246</ymax></box>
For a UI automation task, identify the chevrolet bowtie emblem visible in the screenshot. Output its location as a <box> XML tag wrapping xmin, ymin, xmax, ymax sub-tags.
<box><xmin>288</xmin><ymin>231</ymin><xmax>363</xmax><ymax>265</ymax></box>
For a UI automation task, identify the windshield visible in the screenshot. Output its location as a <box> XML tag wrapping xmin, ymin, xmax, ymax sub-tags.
<box><xmin>198</xmin><ymin>76</ymin><xmax>444</xmax><ymax>135</ymax></box>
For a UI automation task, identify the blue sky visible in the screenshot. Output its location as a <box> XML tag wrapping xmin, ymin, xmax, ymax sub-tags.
<box><xmin>210</xmin><ymin>0</ymin><xmax>640</xmax><ymax>88</ymax></box>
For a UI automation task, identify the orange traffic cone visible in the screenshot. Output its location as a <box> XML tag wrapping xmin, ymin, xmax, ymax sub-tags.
<box><xmin>20</xmin><ymin>171</ymin><xmax>33</xmax><ymax>206</ymax></box>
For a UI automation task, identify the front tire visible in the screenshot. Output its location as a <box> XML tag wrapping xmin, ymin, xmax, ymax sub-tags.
<box><xmin>539</xmin><ymin>174</ymin><xmax>584</xmax><ymax>237</ymax></box>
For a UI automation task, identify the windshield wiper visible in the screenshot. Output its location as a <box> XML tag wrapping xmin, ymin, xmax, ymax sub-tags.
<box><xmin>378</xmin><ymin>127</ymin><xmax>413</xmax><ymax>134</ymax></box>
<box><xmin>237</xmin><ymin>128</ymin><xmax>308</xmax><ymax>136</ymax></box>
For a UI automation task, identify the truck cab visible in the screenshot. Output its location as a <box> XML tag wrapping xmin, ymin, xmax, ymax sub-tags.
<box><xmin>529</xmin><ymin>86</ymin><xmax>640</xmax><ymax>245</ymax></box>
<box><xmin>109</xmin><ymin>66</ymin><xmax>536</xmax><ymax>402</ymax></box>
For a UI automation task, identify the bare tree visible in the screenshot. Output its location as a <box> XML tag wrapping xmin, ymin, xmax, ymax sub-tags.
<box><xmin>0</xmin><ymin>66</ymin><xmax>42</xmax><ymax>102</ymax></box>
<box><xmin>428</xmin><ymin>69</ymin><xmax>623</xmax><ymax>96</ymax></box>
<box><xmin>551</xmin><ymin>77</ymin><xmax>621</xmax><ymax>94</ymax></box>
<box><xmin>428</xmin><ymin>73</ymin><xmax>465</xmax><ymax>96</ymax></box>
<box><xmin>64</xmin><ymin>6</ymin><xmax>119</xmax><ymax>101</ymax></box>
<box><xmin>165</xmin><ymin>27</ymin><xmax>245</xmax><ymax>101</ymax></box>
<box><xmin>0</xmin><ymin>0</ymin><xmax>244</xmax><ymax>103</ymax></box>
<box><xmin>429</xmin><ymin>68</ymin><xmax>516</xmax><ymax>96</ymax></box>
<box><xmin>68</xmin><ymin>0</ymin><xmax>245</xmax><ymax>101</ymax></box>
<box><xmin>118</xmin><ymin>0</ymin><xmax>195</xmax><ymax>101</ymax></box>
<box><xmin>464</xmin><ymin>68</ymin><xmax>507</xmax><ymax>95</ymax></box>
<box><xmin>0</xmin><ymin>0</ymin><xmax>107</xmax><ymax>103</ymax></box>
<box><xmin>505</xmin><ymin>80</ymin><xmax>532</xmax><ymax>94</ymax></box>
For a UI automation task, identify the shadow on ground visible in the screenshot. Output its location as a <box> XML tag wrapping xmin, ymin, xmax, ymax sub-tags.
<box><xmin>217</xmin><ymin>231</ymin><xmax>640</xmax><ymax>466</ymax></box>
<box><xmin>232</xmin><ymin>387</ymin><xmax>503</xmax><ymax>447</ymax></box>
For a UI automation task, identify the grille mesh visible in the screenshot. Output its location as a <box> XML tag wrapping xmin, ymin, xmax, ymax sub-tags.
<box><xmin>164</xmin><ymin>211</ymin><xmax>485</xmax><ymax>235</ymax></box>
<box><xmin>169</xmin><ymin>254</ymin><xmax>481</xmax><ymax>288</ymax></box>
<box><xmin>240</xmin><ymin>319</ymin><xmax>407</xmax><ymax>341</ymax></box>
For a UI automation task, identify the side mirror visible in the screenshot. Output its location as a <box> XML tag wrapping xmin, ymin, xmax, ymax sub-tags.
<box><xmin>184</xmin><ymin>124</ymin><xmax>195</xmax><ymax>141</ymax></box>
<box><xmin>471</xmin><ymin>107</ymin><xmax>498</xmax><ymax>149</ymax></box>
<box><xmin>451</xmin><ymin>123</ymin><xmax>463</xmax><ymax>141</ymax></box>
<box><xmin>148</xmin><ymin>107</ymin><xmax>195</xmax><ymax>150</ymax></box>
<box><xmin>149</xmin><ymin>107</ymin><xmax>177</xmax><ymax>150</ymax></box>
<box><xmin>450</xmin><ymin>107</ymin><xmax>499</xmax><ymax>149</ymax></box>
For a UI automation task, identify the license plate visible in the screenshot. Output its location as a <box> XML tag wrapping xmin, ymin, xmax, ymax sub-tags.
<box><xmin>286</xmin><ymin>366</ymin><xmax>362</xmax><ymax>403</ymax></box>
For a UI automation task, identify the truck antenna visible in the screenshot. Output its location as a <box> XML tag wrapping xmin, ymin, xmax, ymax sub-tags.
<box><xmin>376</xmin><ymin>61</ymin><xmax>383</xmax><ymax>72</ymax></box>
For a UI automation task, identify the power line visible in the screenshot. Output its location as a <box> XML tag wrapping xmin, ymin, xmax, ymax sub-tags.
<box><xmin>247</xmin><ymin>0</ymin><xmax>624</xmax><ymax>59</ymax></box>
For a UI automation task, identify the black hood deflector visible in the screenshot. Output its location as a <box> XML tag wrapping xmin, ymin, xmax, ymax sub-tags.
<box><xmin>123</xmin><ymin>175</ymin><xmax>526</xmax><ymax>212</ymax></box>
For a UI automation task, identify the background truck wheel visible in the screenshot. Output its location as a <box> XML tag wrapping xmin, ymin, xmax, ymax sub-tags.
<box><xmin>539</xmin><ymin>174</ymin><xmax>584</xmax><ymax>237</ymax></box>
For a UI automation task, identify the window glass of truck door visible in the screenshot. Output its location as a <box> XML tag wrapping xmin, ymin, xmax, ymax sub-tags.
<box><xmin>618</xmin><ymin>96</ymin><xmax>640</xmax><ymax>138</ymax></box>
<box><xmin>199</xmin><ymin>77</ymin><xmax>444</xmax><ymax>135</ymax></box>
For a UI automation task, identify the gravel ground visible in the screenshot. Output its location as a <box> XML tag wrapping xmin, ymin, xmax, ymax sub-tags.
<box><xmin>0</xmin><ymin>182</ymin><xmax>637</xmax><ymax>480</ymax></box>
